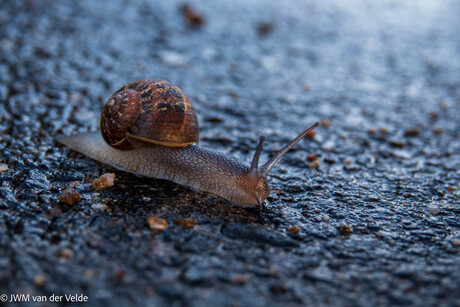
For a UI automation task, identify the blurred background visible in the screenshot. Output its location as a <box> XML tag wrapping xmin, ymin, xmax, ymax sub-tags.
<box><xmin>2</xmin><ymin>0</ymin><xmax>458</xmax><ymax>144</ymax></box>
<box><xmin>1</xmin><ymin>0</ymin><xmax>459</xmax><ymax>306</ymax></box>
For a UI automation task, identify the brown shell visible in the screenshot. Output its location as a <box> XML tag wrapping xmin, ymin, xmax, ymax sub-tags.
<box><xmin>100</xmin><ymin>79</ymin><xmax>199</xmax><ymax>150</ymax></box>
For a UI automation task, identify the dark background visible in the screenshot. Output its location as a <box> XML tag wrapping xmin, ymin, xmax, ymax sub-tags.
<box><xmin>1</xmin><ymin>0</ymin><xmax>459</xmax><ymax>306</ymax></box>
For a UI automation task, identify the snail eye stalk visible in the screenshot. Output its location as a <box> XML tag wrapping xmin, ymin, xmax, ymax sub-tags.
<box><xmin>250</xmin><ymin>136</ymin><xmax>265</xmax><ymax>176</ymax></box>
<box><xmin>260</xmin><ymin>122</ymin><xmax>320</xmax><ymax>177</ymax></box>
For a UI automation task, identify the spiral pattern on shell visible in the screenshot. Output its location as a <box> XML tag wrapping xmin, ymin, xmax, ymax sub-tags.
<box><xmin>100</xmin><ymin>79</ymin><xmax>199</xmax><ymax>150</ymax></box>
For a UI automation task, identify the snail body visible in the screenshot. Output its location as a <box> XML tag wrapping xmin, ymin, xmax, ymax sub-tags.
<box><xmin>57</xmin><ymin>79</ymin><xmax>319</xmax><ymax>208</ymax></box>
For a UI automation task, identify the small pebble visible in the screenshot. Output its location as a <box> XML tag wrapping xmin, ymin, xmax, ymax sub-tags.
<box><xmin>92</xmin><ymin>203</ymin><xmax>109</xmax><ymax>210</ymax></box>
<box><xmin>308</xmin><ymin>160</ymin><xmax>320</xmax><ymax>169</ymax></box>
<box><xmin>339</xmin><ymin>223</ymin><xmax>353</xmax><ymax>235</ymax></box>
<box><xmin>92</xmin><ymin>173</ymin><xmax>115</xmax><ymax>190</ymax></box>
<box><xmin>404</xmin><ymin>128</ymin><xmax>420</xmax><ymax>137</ymax></box>
<box><xmin>114</xmin><ymin>270</ymin><xmax>125</xmax><ymax>281</ymax></box>
<box><xmin>427</xmin><ymin>205</ymin><xmax>439</xmax><ymax>215</ymax></box>
<box><xmin>321</xmin><ymin>140</ymin><xmax>335</xmax><ymax>151</ymax></box>
<box><xmin>287</xmin><ymin>225</ymin><xmax>300</xmax><ymax>234</ymax></box>
<box><xmin>34</xmin><ymin>274</ymin><xmax>45</xmax><ymax>287</ymax></box>
<box><xmin>439</xmin><ymin>100</ymin><xmax>448</xmax><ymax>110</ymax></box>
<box><xmin>180</xmin><ymin>3</ymin><xmax>205</xmax><ymax>27</ymax></box>
<box><xmin>389</xmin><ymin>140</ymin><xmax>405</xmax><ymax>148</ymax></box>
<box><xmin>451</xmin><ymin>239</ymin><xmax>460</xmax><ymax>247</ymax></box>
<box><xmin>228</xmin><ymin>92</ymin><xmax>239</xmax><ymax>99</ymax></box>
<box><xmin>433</xmin><ymin>128</ymin><xmax>443</xmax><ymax>135</ymax></box>
<box><xmin>322</xmin><ymin>215</ymin><xmax>330</xmax><ymax>222</ymax></box>
<box><xmin>230</xmin><ymin>274</ymin><xmax>249</xmax><ymax>284</ymax></box>
<box><xmin>175</xmin><ymin>218</ymin><xmax>195</xmax><ymax>228</ymax></box>
<box><xmin>159</xmin><ymin>51</ymin><xmax>189</xmax><ymax>66</ymax></box>
<box><xmin>321</xmin><ymin>118</ymin><xmax>331</xmax><ymax>128</ymax></box>
<box><xmin>391</xmin><ymin>149</ymin><xmax>411</xmax><ymax>159</ymax></box>
<box><xmin>306</xmin><ymin>130</ymin><xmax>316</xmax><ymax>138</ymax></box>
<box><xmin>147</xmin><ymin>217</ymin><xmax>168</xmax><ymax>231</ymax></box>
<box><xmin>429</xmin><ymin>111</ymin><xmax>438</xmax><ymax>119</ymax></box>
<box><xmin>368</xmin><ymin>129</ymin><xmax>377</xmax><ymax>135</ymax></box>
<box><xmin>48</xmin><ymin>208</ymin><xmax>62</xmax><ymax>217</ymax></box>
<box><xmin>90</xmin><ymin>192</ymin><xmax>101</xmax><ymax>199</ymax></box>
<box><xmin>85</xmin><ymin>269</ymin><xmax>94</xmax><ymax>278</ymax></box>
<box><xmin>0</xmin><ymin>164</ymin><xmax>8</xmax><ymax>172</ymax></box>
<box><xmin>257</xmin><ymin>22</ymin><xmax>274</xmax><ymax>36</ymax></box>
<box><xmin>59</xmin><ymin>248</ymin><xmax>74</xmax><ymax>258</ymax></box>
<box><xmin>59</xmin><ymin>188</ymin><xmax>81</xmax><ymax>205</ymax></box>
<box><xmin>307</xmin><ymin>154</ymin><xmax>317</xmax><ymax>162</ymax></box>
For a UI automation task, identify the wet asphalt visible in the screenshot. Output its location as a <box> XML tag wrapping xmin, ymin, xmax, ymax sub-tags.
<box><xmin>1</xmin><ymin>0</ymin><xmax>459</xmax><ymax>306</ymax></box>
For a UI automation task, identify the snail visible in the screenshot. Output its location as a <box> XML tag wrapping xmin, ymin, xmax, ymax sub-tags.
<box><xmin>57</xmin><ymin>79</ymin><xmax>319</xmax><ymax>209</ymax></box>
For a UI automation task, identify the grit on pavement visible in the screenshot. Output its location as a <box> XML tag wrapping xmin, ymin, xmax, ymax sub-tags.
<box><xmin>0</xmin><ymin>1</ymin><xmax>459</xmax><ymax>306</ymax></box>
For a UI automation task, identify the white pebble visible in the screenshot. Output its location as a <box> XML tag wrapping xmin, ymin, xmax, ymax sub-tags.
<box><xmin>427</xmin><ymin>205</ymin><xmax>439</xmax><ymax>215</ymax></box>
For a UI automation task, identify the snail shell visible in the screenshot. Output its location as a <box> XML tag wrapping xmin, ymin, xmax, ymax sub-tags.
<box><xmin>100</xmin><ymin>79</ymin><xmax>199</xmax><ymax>149</ymax></box>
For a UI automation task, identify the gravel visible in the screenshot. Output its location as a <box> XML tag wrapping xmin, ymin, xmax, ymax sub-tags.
<box><xmin>1</xmin><ymin>0</ymin><xmax>459</xmax><ymax>306</ymax></box>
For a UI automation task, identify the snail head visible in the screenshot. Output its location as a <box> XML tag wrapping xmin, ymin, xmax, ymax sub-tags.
<box><xmin>246</xmin><ymin>122</ymin><xmax>320</xmax><ymax>209</ymax></box>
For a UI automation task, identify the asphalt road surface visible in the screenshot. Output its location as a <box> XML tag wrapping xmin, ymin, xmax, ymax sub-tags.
<box><xmin>1</xmin><ymin>1</ymin><xmax>459</xmax><ymax>306</ymax></box>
